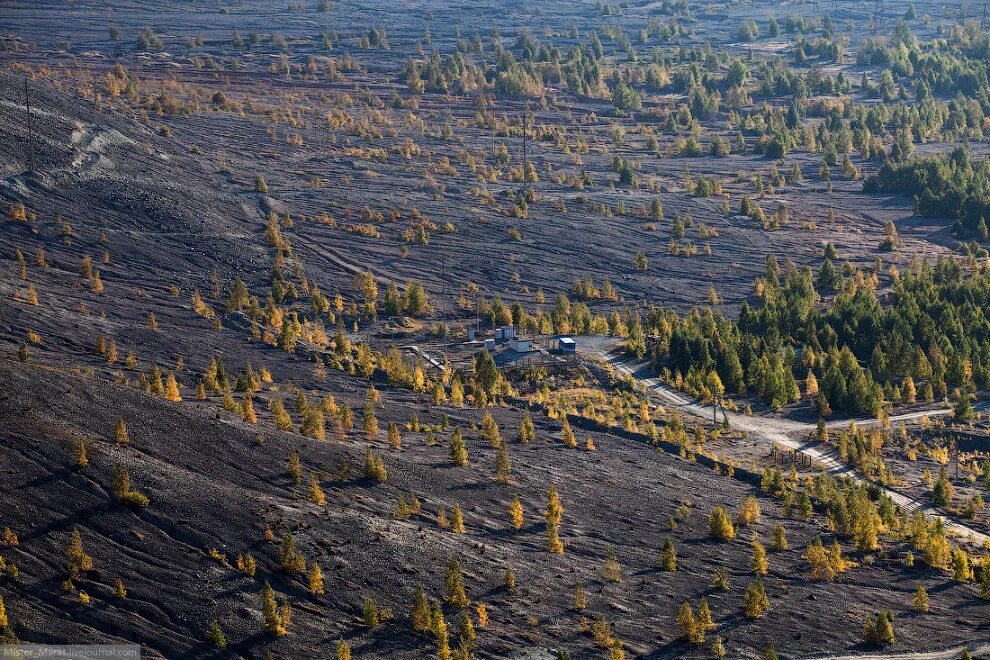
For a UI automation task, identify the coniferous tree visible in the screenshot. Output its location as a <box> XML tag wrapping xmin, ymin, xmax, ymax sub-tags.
<box><xmin>601</xmin><ymin>546</ymin><xmax>622</xmax><ymax>583</ymax></box>
<box><xmin>261</xmin><ymin>581</ymin><xmax>286</xmax><ymax>637</ymax></box>
<box><xmin>509</xmin><ymin>495</ymin><xmax>524</xmax><ymax>529</ymax></box>
<box><xmin>363</xmin><ymin>595</ymin><xmax>380</xmax><ymax>628</ymax></box>
<box><xmin>445</xmin><ymin>556</ymin><xmax>469</xmax><ymax>608</ymax></box>
<box><xmin>66</xmin><ymin>527</ymin><xmax>93</xmax><ymax>580</ymax></box>
<box><xmin>115</xmin><ymin>419</ymin><xmax>129</xmax><ymax>446</ymax></box>
<box><xmin>573</xmin><ymin>582</ymin><xmax>587</xmax><ymax>610</ymax></box>
<box><xmin>518</xmin><ymin>414</ymin><xmax>535</xmax><ymax>444</ymax></box>
<box><xmin>659</xmin><ymin>539</ymin><xmax>677</xmax><ymax>571</ymax></box>
<box><xmin>206</xmin><ymin>619</ymin><xmax>227</xmax><ymax>649</ymax></box>
<box><xmin>410</xmin><ymin>585</ymin><xmax>431</xmax><ymax>632</ymax></box>
<box><xmin>771</xmin><ymin>524</ymin><xmax>787</xmax><ymax>551</ymax></box>
<box><xmin>708</xmin><ymin>507</ymin><xmax>736</xmax><ymax>542</ymax></box>
<box><xmin>451</xmin><ymin>505</ymin><xmax>466</xmax><ymax>533</ymax></box>
<box><xmin>561</xmin><ymin>418</ymin><xmax>577</xmax><ymax>447</ymax></box>
<box><xmin>495</xmin><ymin>442</ymin><xmax>512</xmax><ymax>483</ymax></box>
<box><xmin>677</xmin><ymin>601</ymin><xmax>701</xmax><ymax>643</ymax></box>
<box><xmin>697</xmin><ymin>598</ymin><xmax>715</xmax><ymax>632</ymax></box>
<box><xmin>912</xmin><ymin>584</ymin><xmax>929</xmax><ymax>613</ymax></box>
<box><xmin>742</xmin><ymin>580</ymin><xmax>769</xmax><ymax>619</ymax></box>
<box><xmin>388</xmin><ymin>422</ymin><xmax>402</xmax><ymax>449</ymax></box>
<box><xmin>449</xmin><ymin>428</ymin><xmax>468</xmax><ymax>466</ymax></box>
<box><xmin>751</xmin><ymin>539</ymin><xmax>769</xmax><ymax>575</ymax></box>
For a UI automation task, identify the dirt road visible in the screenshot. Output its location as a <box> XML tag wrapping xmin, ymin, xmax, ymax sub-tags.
<box><xmin>590</xmin><ymin>343</ymin><xmax>989</xmax><ymax>546</ymax></box>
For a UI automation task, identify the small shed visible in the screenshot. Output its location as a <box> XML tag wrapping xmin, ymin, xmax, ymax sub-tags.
<box><xmin>558</xmin><ymin>337</ymin><xmax>576</xmax><ymax>353</ymax></box>
<box><xmin>495</xmin><ymin>326</ymin><xmax>515</xmax><ymax>341</ymax></box>
<box><xmin>509</xmin><ymin>336</ymin><xmax>532</xmax><ymax>353</ymax></box>
<box><xmin>484</xmin><ymin>338</ymin><xmax>496</xmax><ymax>352</ymax></box>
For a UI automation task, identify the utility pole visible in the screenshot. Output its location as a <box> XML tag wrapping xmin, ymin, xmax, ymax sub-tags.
<box><xmin>982</xmin><ymin>3</ymin><xmax>988</xmax><ymax>29</ymax></box>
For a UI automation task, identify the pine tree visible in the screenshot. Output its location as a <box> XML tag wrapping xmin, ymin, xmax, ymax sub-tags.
<box><xmin>363</xmin><ymin>402</ymin><xmax>379</xmax><ymax>440</ymax></box>
<box><xmin>434</xmin><ymin>605</ymin><xmax>451</xmax><ymax>660</ymax></box>
<box><xmin>445</xmin><ymin>556</ymin><xmax>469</xmax><ymax>608</ymax></box>
<box><xmin>912</xmin><ymin>584</ymin><xmax>928</xmax><ymax>613</ymax></box>
<box><xmin>764</xmin><ymin>643</ymin><xmax>779</xmax><ymax>660</ymax></box>
<box><xmin>545</xmin><ymin>487</ymin><xmax>563</xmax><ymax>527</ymax></box>
<box><xmin>115</xmin><ymin>418</ymin><xmax>129</xmax><ymax>446</ymax></box>
<box><xmin>979</xmin><ymin>563</ymin><xmax>990</xmax><ymax>600</ymax></box>
<box><xmin>677</xmin><ymin>601</ymin><xmax>700</xmax><ymax>643</ymax></box>
<box><xmin>711</xmin><ymin>635</ymin><xmax>726</xmax><ymax>660</ymax></box>
<box><xmin>509</xmin><ymin>495</ymin><xmax>524</xmax><ymax>529</ymax></box>
<box><xmin>659</xmin><ymin>539</ymin><xmax>677</xmax><ymax>571</ymax></box>
<box><xmin>449</xmin><ymin>428</ymin><xmax>468</xmax><ymax>466</ymax></box>
<box><xmin>697</xmin><ymin>598</ymin><xmax>715</xmax><ymax>632</ymax></box>
<box><xmin>495</xmin><ymin>442</ymin><xmax>512</xmax><ymax>484</ymax></box>
<box><xmin>113</xmin><ymin>578</ymin><xmax>126</xmax><ymax>598</ymax></box>
<box><xmin>388</xmin><ymin>422</ymin><xmax>402</xmax><ymax>449</ymax></box>
<box><xmin>712</xmin><ymin>568</ymin><xmax>730</xmax><ymax>592</ymax></box>
<box><xmin>736</xmin><ymin>495</ymin><xmax>761</xmax><ymax>526</ymax></box>
<box><xmin>279</xmin><ymin>532</ymin><xmax>306</xmax><ymax>574</ymax></box>
<box><xmin>518</xmin><ymin>414</ymin><xmax>535</xmax><ymax>444</ymax></box>
<box><xmin>601</xmin><ymin>546</ymin><xmax>622</xmax><ymax>583</ymax></box>
<box><xmin>74</xmin><ymin>440</ymin><xmax>89</xmax><ymax>469</ymax></box>
<box><xmin>708</xmin><ymin>506</ymin><xmax>736</xmax><ymax>541</ymax></box>
<box><xmin>206</xmin><ymin>619</ymin><xmax>227</xmax><ymax>649</ymax></box>
<box><xmin>271</xmin><ymin>398</ymin><xmax>293</xmax><ymax>432</ymax></box>
<box><xmin>0</xmin><ymin>595</ymin><xmax>16</xmax><ymax>643</ymax></box>
<box><xmin>951</xmin><ymin>547</ymin><xmax>972</xmax><ymax>583</ymax></box>
<box><xmin>410</xmin><ymin>585</ymin><xmax>431</xmax><ymax>632</ymax></box>
<box><xmin>751</xmin><ymin>540</ymin><xmax>769</xmax><ymax>575</ymax></box>
<box><xmin>451</xmin><ymin>505</ymin><xmax>465</xmax><ymax>533</ymax></box>
<box><xmin>561</xmin><ymin>418</ymin><xmax>577</xmax><ymax>447</ymax></box>
<box><xmin>336</xmin><ymin>640</ymin><xmax>351</xmax><ymax>660</ymax></box>
<box><xmin>261</xmin><ymin>582</ymin><xmax>286</xmax><ymax>636</ymax></box>
<box><xmin>504</xmin><ymin>568</ymin><xmax>517</xmax><ymax>593</ymax></box>
<box><xmin>66</xmin><ymin>527</ymin><xmax>93</xmax><ymax>580</ymax></box>
<box><xmin>771</xmin><ymin>524</ymin><xmax>787</xmax><ymax>551</ymax></box>
<box><xmin>457</xmin><ymin>611</ymin><xmax>476</xmax><ymax>649</ymax></box>
<box><xmin>363</xmin><ymin>595</ymin><xmax>379</xmax><ymax>627</ymax></box>
<box><xmin>307</xmin><ymin>561</ymin><xmax>325</xmax><ymax>596</ymax></box>
<box><xmin>863</xmin><ymin>609</ymin><xmax>895</xmax><ymax>646</ymax></box>
<box><xmin>743</xmin><ymin>580</ymin><xmax>769</xmax><ymax>619</ymax></box>
<box><xmin>288</xmin><ymin>450</ymin><xmax>302</xmax><ymax>484</ymax></box>
<box><xmin>573</xmin><ymin>581</ymin><xmax>588</xmax><ymax>610</ymax></box>
<box><xmin>481</xmin><ymin>412</ymin><xmax>501</xmax><ymax>447</ymax></box>
<box><xmin>308</xmin><ymin>473</ymin><xmax>326</xmax><ymax>505</ymax></box>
